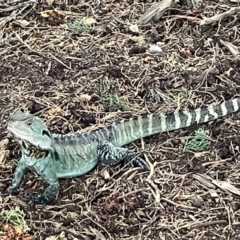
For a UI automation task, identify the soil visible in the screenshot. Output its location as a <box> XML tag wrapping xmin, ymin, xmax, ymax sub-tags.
<box><xmin>1</xmin><ymin>0</ymin><xmax>240</xmax><ymax>239</ymax></box>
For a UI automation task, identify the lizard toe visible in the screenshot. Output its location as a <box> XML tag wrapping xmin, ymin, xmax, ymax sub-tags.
<box><xmin>124</xmin><ymin>155</ymin><xmax>150</xmax><ymax>170</ymax></box>
<box><xmin>31</xmin><ymin>194</ymin><xmax>50</xmax><ymax>205</ymax></box>
<box><xmin>6</xmin><ymin>186</ymin><xmax>19</xmax><ymax>195</ymax></box>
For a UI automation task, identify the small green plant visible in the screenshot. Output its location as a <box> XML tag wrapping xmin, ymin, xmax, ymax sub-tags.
<box><xmin>2</xmin><ymin>206</ymin><xmax>29</xmax><ymax>232</ymax></box>
<box><xmin>98</xmin><ymin>82</ymin><xmax>129</xmax><ymax>110</ymax></box>
<box><xmin>177</xmin><ymin>88</ymin><xmax>190</xmax><ymax>104</ymax></box>
<box><xmin>68</xmin><ymin>17</ymin><xmax>96</xmax><ymax>32</ymax></box>
<box><xmin>184</xmin><ymin>128</ymin><xmax>210</xmax><ymax>152</ymax></box>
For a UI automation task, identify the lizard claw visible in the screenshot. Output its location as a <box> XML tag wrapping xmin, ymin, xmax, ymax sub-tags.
<box><xmin>124</xmin><ymin>154</ymin><xmax>150</xmax><ymax>170</ymax></box>
<box><xmin>23</xmin><ymin>195</ymin><xmax>33</xmax><ymax>203</ymax></box>
<box><xmin>24</xmin><ymin>195</ymin><xmax>49</xmax><ymax>205</ymax></box>
<box><xmin>131</xmin><ymin>156</ymin><xmax>150</xmax><ymax>170</ymax></box>
<box><xmin>31</xmin><ymin>194</ymin><xmax>50</xmax><ymax>205</ymax></box>
<box><xmin>7</xmin><ymin>186</ymin><xmax>19</xmax><ymax>195</ymax></box>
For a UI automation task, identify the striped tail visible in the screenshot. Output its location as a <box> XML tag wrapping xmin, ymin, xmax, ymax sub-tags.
<box><xmin>109</xmin><ymin>97</ymin><xmax>240</xmax><ymax>147</ymax></box>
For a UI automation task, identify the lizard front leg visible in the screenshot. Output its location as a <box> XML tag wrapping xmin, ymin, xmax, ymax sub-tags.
<box><xmin>98</xmin><ymin>142</ymin><xmax>149</xmax><ymax>169</ymax></box>
<box><xmin>32</xmin><ymin>165</ymin><xmax>59</xmax><ymax>205</ymax></box>
<box><xmin>7</xmin><ymin>156</ymin><xmax>27</xmax><ymax>193</ymax></box>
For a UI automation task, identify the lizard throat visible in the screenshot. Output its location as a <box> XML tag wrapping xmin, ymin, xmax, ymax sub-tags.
<box><xmin>21</xmin><ymin>140</ymin><xmax>49</xmax><ymax>159</ymax></box>
<box><xmin>29</xmin><ymin>149</ymin><xmax>49</xmax><ymax>159</ymax></box>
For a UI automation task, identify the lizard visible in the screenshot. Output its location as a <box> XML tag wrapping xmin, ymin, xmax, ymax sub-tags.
<box><xmin>6</xmin><ymin>97</ymin><xmax>240</xmax><ymax>204</ymax></box>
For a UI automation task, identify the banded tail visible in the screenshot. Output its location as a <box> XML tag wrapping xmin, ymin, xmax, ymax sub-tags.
<box><xmin>108</xmin><ymin>97</ymin><xmax>240</xmax><ymax>147</ymax></box>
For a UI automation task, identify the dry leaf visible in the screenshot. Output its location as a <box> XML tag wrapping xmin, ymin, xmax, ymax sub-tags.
<box><xmin>129</xmin><ymin>24</ymin><xmax>139</xmax><ymax>33</ymax></box>
<box><xmin>0</xmin><ymin>139</ymin><xmax>9</xmax><ymax>164</ymax></box>
<box><xmin>219</xmin><ymin>39</ymin><xmax>240</xmax><ymax>58</ymax></box>
<box><xmin>102</xmin><ymin>169</ymin><xmax>110</xmax><ymax>180</ymax></box>
<box><xmin>82</xmin><ymin>17</ymin><xmax>96</xmax><ymax>26</ymax></box>
<box><xmin>47</xmin><ymin>106</ymin><xmax>61</xmax><ymax>115</ymax></box>
<box><xmin>212</xmin><ymin>180</ymin><xmax>240</xmax><ymax>196</ymax></box>
<box><xmin>208</xmin><ymin>189</ymin><xmax>219</xmax><ymax>203</ymax></box>
<box><xmin>0</xmin><ymin>138</ymin><xmax>8</xmax><ymax>149</ymax></box>
<box><xmin>192</xmin><ymin>173</ymin><xmax>216</xmax><ymax>189</ymax></box>
<box><xmin>40</xmin><ymin>11</ymin><xmax>50</xmax><ymax>18</ymax></box>
<box><xmin>14</xmin><ymin>20</ymin><xmax>30</xmax><ymax>27</ymax></box>
<box><xmin>190</xmin><ymin>195</ymin><xmax>204</xmax><ymax>207</ymax></box>
<box><xmin>45</xmin><ymin>236</ymin><xmax>58</xmax><ymax>240</ymax></box>
<box><xmin>46</xmin><ymin>0</ymin><xmax>54</xmax><ymax>6</ymax></box>
<box><xmin>194</xmin><ymin>173</ymin><xmax>240</xmax><ymax>197</ymax></box>
<box><xmin>48</xmin><ymin>10</ymin><xmax>59</xmax><ymax>19</ymax></box>
<box><xmin>0</xmin><ymin>150</ymin><xmax>8</xmax><ymax>165</ymax></box>
<box><xmin>78</xmin><ymin>94</ymin><xmax>92</xmax><ymax>101</ymax></box>
<box><xmin>149</xmin><ymin>44</ymin><xmax>162</xmax><ymax>53</ymax></box>
<box><xmin>129</xmin><ymin>36</ymin><xmax>145</xmax><ymax>45</ymax></box>
<box><xmin>137</xmin><ymin>0</ymin><xmax>176</xmax><ymax>25</ymax></box>
<box><xmin>40</xmin><ymin>10</ymin><xmax>59</xmax><ymax>18</ymax></box>
<box><xmin>89</xmin><ymin>226</ymin><xmax>107</xmax><ymax>240</ymax></box>
<box><xmin>25</xmin><ymin>179</ymin><xmax>35</xmax><ymax>188</ymax></box>
<box><xmin>101</xmin><ymin>112</ymin><xmax>117</xmax><ymax>121</ymax></box>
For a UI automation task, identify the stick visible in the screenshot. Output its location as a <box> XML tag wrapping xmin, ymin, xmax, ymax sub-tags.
<box><xmin>199</xmin><ymin>6</ymin><xmax>240</xmax><ymax>25</ymax></box>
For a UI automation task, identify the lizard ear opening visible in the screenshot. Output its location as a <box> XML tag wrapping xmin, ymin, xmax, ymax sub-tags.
<box><xmin>42</xmin><ymin>129</ymin><xmax>51</xmax><ymax>138</ymax></box>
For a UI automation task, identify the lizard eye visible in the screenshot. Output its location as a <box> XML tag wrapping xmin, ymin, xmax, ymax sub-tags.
<box><xmin>26</xmin><ymin>120</ymin><xmax>32</xmax><ymax>126</ymax></box>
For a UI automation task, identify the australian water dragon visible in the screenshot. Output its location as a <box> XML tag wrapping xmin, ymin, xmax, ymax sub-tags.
<box><xmin>7</xmin><ymin>97</ymin><xmax>240</xmax><ymax>204</ymax></box>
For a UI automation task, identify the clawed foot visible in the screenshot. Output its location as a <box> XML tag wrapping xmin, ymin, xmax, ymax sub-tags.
<box><xmin>23</xmin><ymin>194</ymin><xmax>51</xmax><ymax>205</ymax></box>
<box><xmin>31</xmin><ymin>194</ymin><xmax>51</xmax><ymax>205</ymax></box>
<box><xmin>7</xmin><ymin>185</ymin><xmax>51</xmax><ymax>204</ymax></box>
<box><xmin>7</xmin><ymin>186</ymin><xmax>19</xmax><ymax>195</ymax></box>
<box><xmin>131</xmin><ymin>156</ymin><xmax>150</xmax><ymax>170</ymax></box>
<box><xmin>124</xmin><ymin>151</ymin><xmax>150</xmax><ymax>170</ymax></box>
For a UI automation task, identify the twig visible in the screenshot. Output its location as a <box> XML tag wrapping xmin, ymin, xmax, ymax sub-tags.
<box><xmin>48</xmin><ymin>53</ymin><xmax>71</xmax><ymax>70</ymax></box>
<box><xmin>137</xmin><ymin>0</ymin><xmax>177</xmax><ymax>25</ymax></box>
<box><xmin>0</xmin><ymin>0</ymin><xmax>38</xmax><ymax>13</ymax></box>
<box><xmin>190</xmin><ymin>220</ymin><xmax>227</xmax><ymax>229</ymax></box>
<box><xmin>199</xmin><ymin>7</ymin><xmax>240</xmax><ymax>25</ymax></box>
<box><xmin>219</xmin><ymin>39</ymin><xmax>240</xmax><ymax>58</ymax></box>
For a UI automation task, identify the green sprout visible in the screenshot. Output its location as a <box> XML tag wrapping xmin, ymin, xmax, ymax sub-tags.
<box><xmin>68</xmin><ymin>17</ymin><xmax>96</xmax><ymax>32</ymax></box>
<box><xmin>98</xmin><ymin>82</ymin><xmax>129</xmax><ymax>110</ymax></box>
<box><xmin>177</xmin><ymin>88</ymin><xmax>190</xmax><ymax>104</ymax></box>
<box><xmin>2</xmin><ymin>206</ymin><xmax>29</xmax><ymax>232</ymax></box>
<box><xmin>184</xmin><ymin>128</ymin><xmax>210</xmax><ymax>152</ymax></box>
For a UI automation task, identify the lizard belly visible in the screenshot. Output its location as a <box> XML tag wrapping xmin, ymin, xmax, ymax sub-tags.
<box><xmin>55</xmin><ymin>158</ymin><xmax>99</xmax><ymax>178</ymax></box>
<box><xmin>50</xmin><ymin>141</ymin><xmax>100</xmax><ymax>178</ymax></box>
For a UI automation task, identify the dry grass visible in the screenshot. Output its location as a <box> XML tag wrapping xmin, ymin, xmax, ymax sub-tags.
<box><xmin>1</xmin><ymin>0</ymin><xmax>240</xmax><ymax>239</ymax></box>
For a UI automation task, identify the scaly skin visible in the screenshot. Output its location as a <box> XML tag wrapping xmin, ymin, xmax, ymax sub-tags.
<box><xmin>7</xmin><ymin>97</ymin><xmax>240</xmax><ymax>204</ymax></box>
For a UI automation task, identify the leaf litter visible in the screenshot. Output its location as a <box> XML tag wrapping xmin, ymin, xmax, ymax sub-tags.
<box><xmin>1</xmin><ymin>0</ymin><xmax>240</xmax><ymax>239</ymax></box>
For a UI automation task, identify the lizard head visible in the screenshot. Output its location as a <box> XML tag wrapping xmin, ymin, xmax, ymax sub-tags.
<box><xmin>7</xmin><ymin>110</ymin><xmax>53</xmax><ymax>151</ymax></box>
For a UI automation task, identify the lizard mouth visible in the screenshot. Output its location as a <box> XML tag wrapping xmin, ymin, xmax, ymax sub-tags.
<box><xmin>10</xmin><ymin>132</ymin><xmax>53</xmax><ymax>151</ymax></box>
<box><xmin>14</xmin><ymin>136</ymin><xmax>49</xmax><ymax>151</ymax></box>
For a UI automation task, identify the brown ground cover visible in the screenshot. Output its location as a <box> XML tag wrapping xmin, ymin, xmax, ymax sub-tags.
<box><xmin>1</xmin><ymin>0</ymin><xmax>240</xmax><ymax>239</ymax></box>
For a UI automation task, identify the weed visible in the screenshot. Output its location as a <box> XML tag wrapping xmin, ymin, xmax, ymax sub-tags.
<box><xmin>166</xmin><ymin>88</ymin><xmax>190</xmax><ymax>105</ymax></box>
<box><xmin>184</xmin><ymin>128</ymin><xmax>210</xmax><ymax>152</ymax></box>
<box><xmin>2</xmin><ymin>206</ymin><xmax>29</xmax><ymax>232</ymax></box>
<box><xmin>68</xmin><ymin>17</ymin><xmax>96</xmax><ymax>32</ymax></box>
<box><xmin>177</xmin><ymin>88</ymin><xmax>191</xmax><ymax>104</ymax></box>
<box><xmin>98</xmin><ymin>82</ymin><xmax>129</xmax><ymax>110</ymax></box>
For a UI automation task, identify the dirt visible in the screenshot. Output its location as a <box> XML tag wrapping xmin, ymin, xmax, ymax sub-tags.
<box><xmin>1</xmin><ymin>0</ymin><xmax>240</xmax><ymax>239</ymax></box>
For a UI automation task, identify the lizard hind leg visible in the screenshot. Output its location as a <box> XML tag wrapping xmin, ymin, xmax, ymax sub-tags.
<box><xmin>98</xmin><ymin>143</ymin><xmax>149</xmax><ymax>170</ymax></box>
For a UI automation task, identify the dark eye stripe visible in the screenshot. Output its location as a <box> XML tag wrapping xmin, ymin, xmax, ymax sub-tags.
<box><xmin>42</xmin><ymin>130</ymin><xmax>51</xmax><ymax>138</ymax></box>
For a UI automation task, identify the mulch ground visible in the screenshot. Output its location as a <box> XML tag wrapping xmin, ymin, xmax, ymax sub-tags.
<box><xmin>1</xmin><ymin>0</ymin><xmax>240</xmax><ymax>239</ymax></box>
